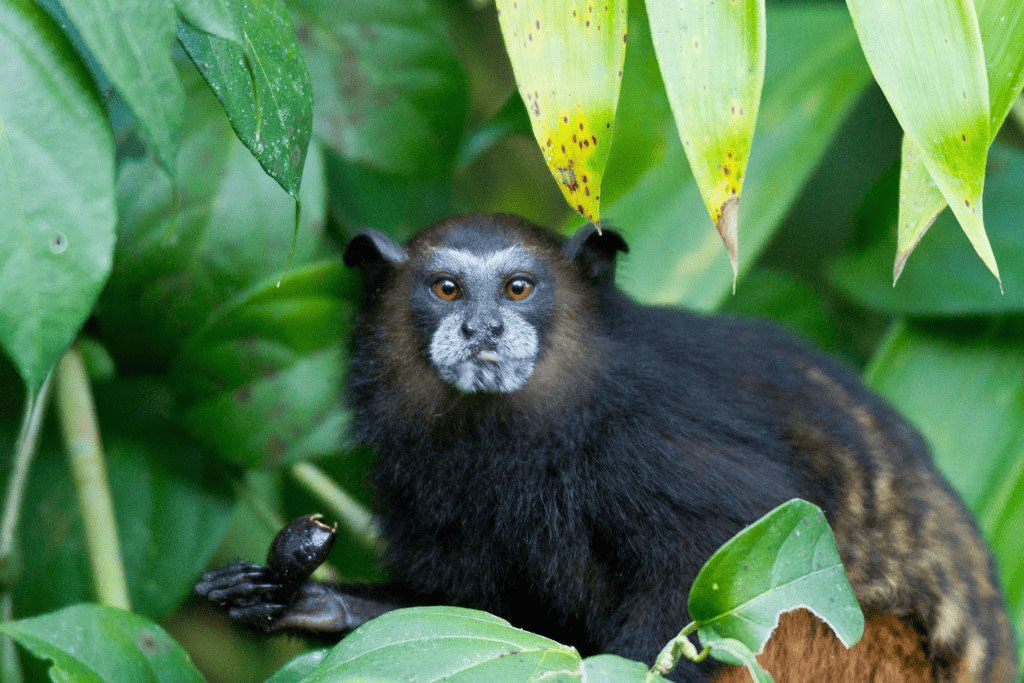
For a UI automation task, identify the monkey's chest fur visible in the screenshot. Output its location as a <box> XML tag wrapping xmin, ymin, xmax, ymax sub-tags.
<box><xmin>348</xmin><ymin>303</ymin><xmax>1014</xmax><ymax>679</ymax></box>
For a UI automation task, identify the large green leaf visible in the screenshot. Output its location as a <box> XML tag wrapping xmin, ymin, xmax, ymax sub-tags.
<box><xmin>895</xmin><ymin>0</ymin><xmax>1024</xmax><ymax>280</ymax></box>
<box><xmin>0</xmin><ymin>0</ymin><xmax>115</xmax><ymax>392</ymax></box>
<box><xmin>287</xmin><ymin>0</ymin><xmax>469</xmax><ymax>180</ymax></box>
<box><xmin>174</xmin><ymin>261</ymin><xmax>358</xmax><ymax>468</ymax></box>
<box><xmin>303</xmin><ymin>606</ymin><xmax>583</xmax><ymax>681</ymax></box>
<box><xmin>174</xmin><ymin>0</ymin><xmax>242</xmax><ymax>44</ymax></box>
<box><xmin>832</xmin><ymin>143</ymin><xmax>1024</xmax><ymax>315</ymax></box>
<box><xmin>57</xmin><ymin>0</ymin><xmax>183</xmax><ymax>171</ymax></box>
<box><xmin>844</xmin><ymin>0</ymin><xmax>995</xmax><ymax>280</ymax></box>
<box><xmin>495</xmin><ymin>0</ymin><xmax>628</xmax><ymax>222</ymax></box>
<box><xmin>582</xmin><ymin>654</ymin><xmax>667</xmax><ymax>682</ymax></box>
<box><xmin>267</xmin><ymin>649</ymin><xmax>328</xmax><ymax>683</ymax></box>
<box><xmin>179</xmin><ymin>0</ymin><xmax>313</xmax><ymax>199</ymax></box>
<box><xmin>600</xmin><ymin>5</ymin><xmax>870</xmax><ymax>310</ymax></box>
<box><xmin>97</xmin><ymin>70</ymin><xmax>326</xmax><ymax>367</ymax></box>
<box><xmin>0</xmin><ymin>604</ymin><xmax>202</xmax><ymax>682</ymax></box>
<box><xmin>689</xmin><ymin>499</ymin><xmax>864</xmax><ymax>656</ymax></box>
<box><xmin>646</xmin><ymin>0</ymin><xmax>765</xmax><ymax>278</ymax></box>
<box><xmin>3</xmin><ymin>379</ymin><xmax>234</xmax><ymax>620</ymax></box>
<box><xmin>865</xmin><ymin>323</ymin><xmax>1024</xmax><ymax>654</ymax></box>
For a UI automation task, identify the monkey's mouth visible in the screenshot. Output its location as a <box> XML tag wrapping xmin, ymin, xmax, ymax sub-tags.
<box><xmin>474</xmin><ymin>349</ymin><xmax>501</xmax><ymax>363</ymax></box>
<box><xmin>435</xmin><ymin>353</ymin><xmax>536</xmax><ymax>394</ymax></box>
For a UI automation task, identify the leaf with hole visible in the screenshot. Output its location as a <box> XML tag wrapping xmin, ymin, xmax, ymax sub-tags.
<box><xmin>495</xmin><ymin>0</ymin><xmax>627</xmax><ymax>223</ymax></box>
<box><xmin>0</xmin><ymin>0</ymin><xmax>115</xmax><ymax>391</ymax></box>
<box><xmin>646</xmin><ymin>0</ymin><xmax>765</xmax><ymax>281</ymax></box>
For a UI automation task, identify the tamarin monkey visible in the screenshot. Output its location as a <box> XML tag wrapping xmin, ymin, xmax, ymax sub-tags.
<box><xmin>197</xmin><ymin>214</ymin><xmax>1017</xmax><ymax>681</ymax></box>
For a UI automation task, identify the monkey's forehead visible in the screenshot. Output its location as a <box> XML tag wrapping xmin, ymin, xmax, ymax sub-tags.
<box><xmin>425</xmin><ymin>244</ymin><xmax>537</xmax><ymax>275</ymax></box>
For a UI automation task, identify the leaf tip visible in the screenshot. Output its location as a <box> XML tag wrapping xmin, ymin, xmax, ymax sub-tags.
<box><xmin>716</xmin><ymin>198</ymin><xmax>740</xmax><ymax>290</ymax></box>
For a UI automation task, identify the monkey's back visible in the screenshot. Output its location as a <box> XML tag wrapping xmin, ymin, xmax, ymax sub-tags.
<box><xmin>605</xmin><ymin>297</ymin><xmax>1017</xmax><ymax>681</ymax></box>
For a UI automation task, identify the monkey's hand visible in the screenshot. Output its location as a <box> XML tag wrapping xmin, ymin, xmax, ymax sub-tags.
<box><xmin>195</xmin><ymin>514</ymin><xmax>337</xmax><ymax>632</ymax></box>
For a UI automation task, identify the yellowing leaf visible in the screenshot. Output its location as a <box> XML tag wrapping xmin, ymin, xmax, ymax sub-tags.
<box><xmin>495</xmin><ymin>0</ymin><xmax>628</xmax><ymax>223</ymax></box>
<box><xmin>646</xmin><ymin>0</ymin><xmax>766</xmax><ymax>281</ymax></box>
<box><xmin>894</xmin><ymin>0</ymin><xmax>1024</xmax><ymax>283</ymax></box>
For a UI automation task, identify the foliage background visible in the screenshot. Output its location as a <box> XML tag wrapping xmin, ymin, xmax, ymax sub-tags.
<box><xmin>1</xmin><ymin>0</ymin><xmax>1022</xmax><ymax>680</ymax></box>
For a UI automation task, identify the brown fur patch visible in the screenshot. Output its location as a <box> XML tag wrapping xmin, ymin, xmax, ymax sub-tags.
<box><xmin>711</xmin><ymin>609</ymin><xmax>934</xmax><ymax>683</ymax></box>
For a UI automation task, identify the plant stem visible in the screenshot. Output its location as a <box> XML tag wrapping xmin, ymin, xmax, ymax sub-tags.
<box><xmin>288</xmin><ymin>461</ymin><xmax>380</xmax><ymax>549</ymax></box>
<box><xmin>651</xmin><ymin>621</ymin><xmax>710</xmax><ymax>675</ymax></box>
<box><xmin>54</xmin><ymin>347</ymin><xmax>130</xmax><ymax>610</ymax></box>
<box><xmin>1</xmin><ymin>374</ymin><xmax>54</xmax><ymax>683</ymax></box>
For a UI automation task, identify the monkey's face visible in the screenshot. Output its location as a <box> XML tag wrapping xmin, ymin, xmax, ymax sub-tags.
<box><xmin>408</xmin><ymin>233</ymin><xmax>554</xmax><ymax>394</ymax></box>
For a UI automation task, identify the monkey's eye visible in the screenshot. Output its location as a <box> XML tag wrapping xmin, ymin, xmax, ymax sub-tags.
<box><xmin>505</xmin><ymin>278</ymin><xmax>533</xmax><ymax>301</ymax></box>
<box><xmin>432</xmin><ymin>278</ymin><xmax>461</xmax><ymax>301</ymax></box>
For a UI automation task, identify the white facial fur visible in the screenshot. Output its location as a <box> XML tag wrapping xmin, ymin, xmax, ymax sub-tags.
<box><xmin>425</xmin><ymin>246</ymin><xmax>541</xmax><ymax>393</ymax></box>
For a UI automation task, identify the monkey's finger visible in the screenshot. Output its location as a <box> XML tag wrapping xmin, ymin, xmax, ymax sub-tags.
<box><xmin>227</xmin><ymin>602</ymin><xmax>286</xmax><ymax>629</ymax></box>
<box><xmin>206</xmin><ymin>582</ymin><xmax>281</xmax><ymax>603</ymax></box>
<box><xmin>196</xmin><ymin>563</ymin><xmax>268</xmax><ymax>596</ymax></box>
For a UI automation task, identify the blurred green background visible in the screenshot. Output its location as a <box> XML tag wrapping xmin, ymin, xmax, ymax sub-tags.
<box><xmin>1</xmin><ymin>0</ymin><xmax>1022</xmax><ymax>680</ymax></box>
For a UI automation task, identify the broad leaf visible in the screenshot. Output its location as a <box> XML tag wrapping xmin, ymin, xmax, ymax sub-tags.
<box><xmin>495</xmin><ymin>0</ymin><xmax>628</xmax><ymax>222</ymax></box>
<box><xmin>57</xmin><ymin>0</ymin><xmax>184</xmax><ymax>171</ymax></box>
<box><xmin>174</xmin><ymin>261</ymin><xmax>358</xmax><ymax>468</ymax></box>
<box><xmin>646</xmin><ymin>0</ymin><xmax>765</xmax><ymax>278</ymax></box>
<box><xmin>303</xmin><ymin>606</ymin><xmax>583</xmax><ymax>681</ymax></box>
<box><xmin>0</xmin><ymin>0</ymin><xmax>115</xmax><ymax>391</ymax></box>
<box><xmin>0</xmin><ymin>604</ymin><xmax>202</xmax><ymax>682</ymax></box>
<box><xmin>288</xmin><ymin>0</ymin><xmax>469</xmax><ymax>179</ymax></box>
<box><xmin>865</xmin><ymin>323</ymin><xmax>1024</xmax><ymax>654</ymax></box>
<box><xmin>97</xmin><ymin>70</ymin><xmax>326</xmax><ymax>368</ymax></box>
<box><xmin>583</xmin><ymin>654</ymin><xmax>666</xmax><ymax>682</ymax></box>
<box><xmin>844</xmin><ymin>0</ymin><xmax>995</xmax><ymax>280</ymax></box>
<box><xmin>598</xmin><ymin>5</ymin><xmax>870</xmax><ymax>310</ymax></box>
<box><xmin>267</xmin><ymin>649</ymin><xmax>328</xmax><ymax>682</ymax></box>
<box><xmin>3</xmin><ymin>379</ymin><xmax>234</xmax><ymax>620</ymax></box>
<box><xmin>895</xmin><ymin>0</ymin><xmax>1024</xmax><ymax>280</ymax></box>
<box><xmin>832</xmin><ymin>143</ymin><xmax>1024</xmax><ymax>315</ymax></box>
<box><xmin>174</xmin><ymin>0</ymin><xmax>242</xmax><ymax>44</ymax></box>
<box><xmin>179</xmin><ymin>0</ymin><xmax>313</xmax><ymax>199</ymax></box>
<box><xmin>689</xmin><ymin>499</ymin><xmax>864</xmax><ymax>655</ymax></box>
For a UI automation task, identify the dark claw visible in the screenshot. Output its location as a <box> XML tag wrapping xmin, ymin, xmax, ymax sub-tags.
<box><xmin>206</xmin><ymin>582</ymin><xmax>281</xmax><ymax>603</ymax></box>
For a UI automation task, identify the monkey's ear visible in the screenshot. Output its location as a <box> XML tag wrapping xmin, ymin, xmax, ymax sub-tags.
<box><xmin>343</xmin><ymin>229</ymin><xmax>408</xmax><ymax>271</ymax></box>
<box><xmin>563</xmin><ymin>224</ymin><xmax>629</xmax><ymax>283</ymax></box>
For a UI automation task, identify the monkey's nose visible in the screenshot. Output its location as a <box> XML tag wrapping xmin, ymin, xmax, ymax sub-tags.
<box><xmin>461</xmin><ymin>318</ymin><xmax>504</xmax><ymax>339</ymax></box>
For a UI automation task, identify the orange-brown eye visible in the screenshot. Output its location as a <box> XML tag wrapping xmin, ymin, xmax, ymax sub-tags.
<box><xmin>432</xmin><ymin>278</ymin><xmax>460</xmax><ymax>301</ymax></box>
<box><xmin>505</xmin><ymin>278</ymin><xmax>533</xmax><ymax>301</ymax></box>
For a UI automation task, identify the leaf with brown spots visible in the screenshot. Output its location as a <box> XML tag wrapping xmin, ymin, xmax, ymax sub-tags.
<box><xmin>645</xmin><ymin>0</ymin><xmax>766</xmax><ymax>284</ymax></box>
<box><xmin>892</xmin><ymin>0</ymin><xmax>1024</xmax><ymax>285</ymax></box>
<box><xmin>495</xmin><ymin>0</ymin><xmax>628</xmax><ymax>223</ymax></box>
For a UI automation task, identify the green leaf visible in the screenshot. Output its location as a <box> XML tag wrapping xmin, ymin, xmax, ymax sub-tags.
<box><xmin>0</xmin><ymin>604</ymin><xmax>203</xmax><ymax>682</ymax></box>
<box><xmin>894</xmin><ymin>0</ymin><xmax>1024</xmax><ymax>280</ymax></box>
<box><xmin>303</xmin><ymin>606</ymin><xmax>583</xmax><ymax>681</ymax></box>
<box><xmin>705</xmin><ymin>639</ymin><xmax>773</xmax><ymax>683</ymax></box>
<box><xmin>267</xmin><ymin>649</ymin><xmax>328</xmax><ymax>682</ymax></box>
<box><xmin>97</xmin><ymin>69</ymin><xmax>326</xmax><ymax>367</ymax></box>
<box><xmin>832</xmin><ymin>143</ymin><xmax>1024</xmax><ymax>315</ymax></box>
<box><xmin>288</xmin><ymin>0</ymin><xmax>469</xmax><ymax>179</ymax></box>
<box><xmin>5</xmin><ymin>379</ymin><xmax>234</xmax><ymax>620</ymax></box>
<box><xmin>599</xmin><ymin>5</ymin><xmax>870</xmax><ymax>310</ymax></box>
<box><xmin>57</xmin><ymin>0</ymin><xmax>184</xmax><ymax>170</ymax></box>
<box><xmin>174</xmin><ymin>261</ymin><xmax>358</xmax><ymax>468</ymax></box>
<box><xmin>583</xmin><ymin>654</ymin><xmax>667</xmax><ymax>682</ymax></box>
<box><xmin>179</xmin><ymin>0</ymin><xmax>313</xmax><ymax>199</ymax></box>
<box><xmin>865</xmin><ymin>322</ymin><xmax>1024</xmax><ymax>657</ymax></box>
<box><xmin>0</xmin><ymin>0</ymin><xmax>115</xmax><ymax>391</ymax></box>
<box><xmin>646</xmin><ymin>0</ymin><xmax>765</xmax><ymax>279</ymax></box>
<box><xmin>689</xmin><ymin>499</ymin><xmax>864</xmax><ymax>656</ymax></box>
<box><xmin>844</xmin><ymin>0</ymin><xmax>995</xmax><ymax>281</ymax></box>
<box><xmin>495</xmin><ymin>0</ymin><xmax>628</xmax><ymax>222</ymax></box>
<box><xmin>174</xmin><ymin>0</ymin><xmax>242</xmax><ymax>44</ymax></box>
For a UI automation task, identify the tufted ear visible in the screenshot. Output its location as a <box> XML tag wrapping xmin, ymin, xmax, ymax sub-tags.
<box><xmin>562</xmin><ymin>223</ymin><xmax>629</xmax><ymax>284</ymax></box>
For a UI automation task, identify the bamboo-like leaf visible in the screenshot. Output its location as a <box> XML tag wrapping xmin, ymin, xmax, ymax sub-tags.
<box><xmin>894</xmin><ymin>0</ymin><xmax>1024</xmax><ymax>282</ymax></box>
<box><xmin>495</xmin><ymin>0</ymin><xmax>628</xmax><ymax>223</ymax></box>
<box><xmin>845</xmin><ymin>0</ymin><xmax>993</xmax><ymax>281</ymax></box>
<box><xmin>645</xmin><ymin>0</ymin><xmax>766</xmax><ymax>282</ymax></box>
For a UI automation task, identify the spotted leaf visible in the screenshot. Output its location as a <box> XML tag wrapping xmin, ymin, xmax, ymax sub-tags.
<box><xmin>495</xmin><ymin>0</ymin><xmax>628</xmax><ymax>223</ymax></box>
<box><xmin>645</xmin><ymin>0</ymin><xmax>766</xmax><ymax>282</ymax></box>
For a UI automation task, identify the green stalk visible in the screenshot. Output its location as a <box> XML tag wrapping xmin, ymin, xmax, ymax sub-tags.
<box><xmin>1</xmin><ymin>374</ymin><xmax>53</xmax><ymax>683</ymax></box>
<box><xmin>54</xmin><ymin>347</ymin><xmax>130</xmax><ymax>610</ymax></box>
<box><xmin>288</xmin><ymin>461</ymin><xmax>380</xmax><ymax>549</ymax></box>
